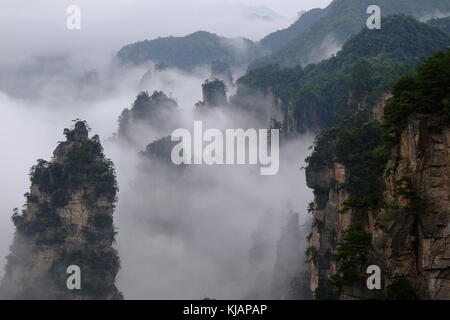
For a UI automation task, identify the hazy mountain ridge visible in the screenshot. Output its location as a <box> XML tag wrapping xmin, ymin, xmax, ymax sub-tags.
<box><xmin>116</xmin><ymin>31</ymin><xmax>261</xmax><ymax>71</ymax></box>
<box><xmin>251</xmin><ymin>0</ymin><xmax>450</xmax><ymax>68</ymax></box>
<box><xmin>259</xmin><ymin>8</ymin><xmax>327</xmax><ymax>52</ymax></box>
<box><xmin>115</xmin><ymin>0</ymin><xmax>450</xmax><ymax>76</ymax></box>
<box><xmin>428</xmin><ymin>16</ymin><xmax>450</xmax><ymax>33</ymax></box>
<box><xmin>2</xmin><ymin>1</ymin><xmax>450</xmax><ymax>301</ymax></box>
<box><xmin>231</xmin><ymin>15</ymin><xmax>450</xmax><ymax>135</ymax></box>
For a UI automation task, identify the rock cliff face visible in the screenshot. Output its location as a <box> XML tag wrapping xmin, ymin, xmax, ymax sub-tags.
<box><xmin>305</xmin><ymin>51</ymin><xmax>450</xmax><ymax>299</ymax></box>
<box><xmin>0</xmin><ymin>121</ymin><xmax>122</xmax><ymax>300</ymax></box>
<box><xmin>306</xmin><ymin>161</ymin><xmax>348</xmax><ymax>298</ymax></box>
<box><xmin>307</xmin><ymin>115</ymin><xmax>449</xmax><ymax>299</ymax></box>
<box><xmin>196</xmin><ymin>79</ymin><xmax>228</xmax><ymax>109</ymax></box>
<box><xmin>375</xmin><ymin>115</ymin><xmax>449</xmax><ymax>299</ymax></box>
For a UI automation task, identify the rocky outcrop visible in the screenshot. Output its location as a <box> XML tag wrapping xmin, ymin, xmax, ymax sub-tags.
<box><xmin>0</xmin><ymin>121</ymin><xmax>122</xmax><ymax>300</ymax></box>
<box><xmin>306</xmin><ymin>108</ymin><xmax>450</xmax><ymax>300</ymax></box>
<box><xmin>306</xmin><ymin>162</ymin><xmax>349</xmax><ymax>298</ymax></box>
<box><xmin>196</xmin><ymin>79</ymin><xmax>227</xmax><ymax>109</ymax></box>
<box><xmin>305</xmin><ymin>48</ymin><xmax>450</xmax><ymax>300</ymax></box>
<box><xmin>117</xmin><ymin>91</ymin><xmax>179</xmax><ymax>144</ymax></box>
<box><xmin>372</xmin><ymin>93</ymin><xmax>393</xmax><ymax>121</ymax></box>
<box><xmin>374</xmin><ymin>115</ymin><xmax>450</xmax><ymax>299</ymax></box>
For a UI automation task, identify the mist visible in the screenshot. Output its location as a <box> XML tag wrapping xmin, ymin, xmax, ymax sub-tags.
<box><xmin>308</xmin><ymin>34</ymin><xmax>343</xmax><ymax>65</ymax></box>
<box><xmin>0</xmin><ymin>0</ymin><xmax>326</xmax><ymax>298</ymax></box>
<box><xmin>419</xmin><ymin>10</ymin><xmax>450</xmax><ymax>22</ymax></box>
<box><xmin>0</xmin><ymin>0</ymin><xmax>332</xmax><ymax>69</ymax></box>
<box><xmin>0</xmin><ymin>63</ymin><xmax>314</xmax><ymax>298</ymax></box>
<box><xmin>108</xmin><ymin>111</ymin><xmax>314</xmax><ymax>299</ymax></box>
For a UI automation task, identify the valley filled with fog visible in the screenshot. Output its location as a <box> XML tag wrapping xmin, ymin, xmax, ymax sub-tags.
<box><xmin>0</xmin><ymin>0</ymin><xmax>319</xmax><ymax>299</ymax></box>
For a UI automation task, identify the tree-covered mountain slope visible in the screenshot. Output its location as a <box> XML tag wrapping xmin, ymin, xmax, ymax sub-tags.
<box><xmin>305</xmin><ymin>49</ymin><xmax>450</xmax><ymax>300</ymax></box>
<box><xmin>251</xmin><ymin>0</ymin><xmax>450</xmax><ymax>68</ymax></box>
<box><xmin>232</xmin><ymin>15</ymin><xmax>450</xmax><ymax>133</ymax></box>
<box><xmin>117</xmin><ymin>91</ymin><xmax>180</xmax><ymax>145</ymax></box>
<box><xmin>116</xmin><ymin>31</ymin><xmax>259</xmax><ymax>71</ymax></box>
<box><xmin>428</xmin><ymin>16</ymin><xmax>450</xmax><ymax>34</ymax></box>
<box><xmin>259</xmin><ymin>8</ymin><xmax>327</xmax><ymax>52</ymax></box>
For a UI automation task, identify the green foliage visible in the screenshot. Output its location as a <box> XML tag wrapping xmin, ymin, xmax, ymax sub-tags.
<box><xmin>84</xmin><ymin>216</ymin><xmax>117</xmax><ymax>244</ymax></box>
<box><xmin>29</xmin><ymin>135</ymin><xmax>118</xmax><ymax>208</ymax></box>
<box><xmin>141</xmin><ymin>136</ymin><xmax>183</xmax><ymax>168</ymax></box>
<box><xmin>395</xmin><ymin>177</ymin><xmax>427</xmax><ymax>215</ymax></box>
<box><xmin>383</xmin><ymin>50</ymin><xmax>450</xmax><ymax>143</ymax></box>
<box><xmin>305</xmin><ymin>246</ymin><xmax>318</xmax><ymax>263</ymax></box>
<box><xmin>308</xmin><ymin>50</ymin><xmax>450</xmax><ymax>219</ymax></box>
<box><xmin>56</xmin><ymin>248</ymin><xmax>121</xmax><ymax>297</ymax></box>
<box><xmin>336</xmin><ymin>120</ymin><xmax>388</xmax><ymax>206</ymax></box>
<box><xmin>260</xmin><ymin>8</ymin><xmax>327</xmax><ymax>52</ymax></box>
<box><xmin>15</xmin><ymin>203</ymin><xmax>64</xmax><ymax>245</ymax></box>
<box><xmin>305</xmin><ymin>34</ymin><xmax>450</xmax><ymax>299</ymax></box>
<box><xmin>202</xmin><ymin>79</ymin><xmax>227</xmax><ymax>107</ymax></box>
<box><xmin>252</xmin><ymin>0</ymin><xmax>450</xmax><ymax>68</ymax></box>
<box><xmin>307</xmin><ymin>201</ymin><xmax>316</xmax><ymax>214</ymax></box>
<box><xmin>236</xmin><ymin>16</ymin><xmax>450</xmax><ymax>133</ymax></box>
<box><xmin>117</xmin><ymin>31</ymin><xmax>259</xmax><ymax>70</ymax></box>
<box><xmin>330</xmin><ymin>223</ymin><xmax>372</xmax><ymax>288</ymax></box>
<box><xmin>130</xmin><ymin>91</ymin><xmax>177</xmax><ymax>120</ymax></box>
<box><xmin>18</xmin><ymin>121</ymin><xmax>118</xmax><ymax>245</ymax></box>
<box><xmin>308</xmin><ymin>114</ymin><xmax>389</xmax><ymax>213</ymax></box>
<box><xmin>306</xmin><ymin>127</ymin><xmax>339</xmax><ymax>170</ymax></box>
<box><xmin>428</xmin><ymin>16</ymin><xmax>450</xmax><ymax>34</ymax></box>
<box><xmin>118</xmin><ymin>91</ymin><xmax>178</xmax><ymax>140</ymax></box>
<box><xmin>91</xmin><ymin>213</ymin><xmax>113</xmax><ymax>230</ymax></box>
<box><xmin>235</xmin><ymin>64</ymin><xmax>304</xmax><ymax>103</ymax></box>
<box><xmin>203</xmin><ymin>78</ymin><xmax>226</xmax><ymax>92</ymax></box>
<box><xmin>350</xmin><ymin>59</ymin><xmax>375</xmax><ymax>101</ymax></box>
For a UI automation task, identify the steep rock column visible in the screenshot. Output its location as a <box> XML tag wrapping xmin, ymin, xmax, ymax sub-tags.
<box><xmin>196</xmin><ymin>78</ymin><xmax>228</xmax><ymax>109</ymax></box>
<box><xmin>373</xmin><ymin>115</ymin><xmax>450</xmax><ymax>299</ymax></box>
<box><xmin>306</xmin><ymin>160</ymin><xmax>350</xmax><ymax>299</ymax></box>
<box><xmin>0</xmin><ymin>121</ymin><xmax>122</xmax><ymax>300</ymax></box>
<box><xmin>306</xmin><ymin>114</ymin><xmax>450</xmax><ymax>300</ymax></box>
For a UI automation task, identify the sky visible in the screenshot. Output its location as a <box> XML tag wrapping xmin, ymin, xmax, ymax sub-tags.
<box><xmin>0</xmin><ymin>0</ymin><xmax>333</xmax><ymax>67</ymax></box>
<box><xmin>224</xmin><ymin>0</ymin><xmax>332</xmax><ymax>16</ymax></box>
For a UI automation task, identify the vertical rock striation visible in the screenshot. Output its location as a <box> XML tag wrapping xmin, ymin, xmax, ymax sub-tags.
<box><xmin>0</xmin><ymin>121</ymin><xmax>122</xmax><ymax>300</ymax></box>
<box><xmin>376</xmin><ymin>115</ymin><xmax>450</xmax><ymax>299</ymax></box>
<box><xmin>307</xmin><ymin>118</ymin><xmax>450</xmax><ymax>299</ymax></box>
<box><xmin>305</xmin><ymin>51</ymin><xmax>450</xmax><ymax>299</ymax></box>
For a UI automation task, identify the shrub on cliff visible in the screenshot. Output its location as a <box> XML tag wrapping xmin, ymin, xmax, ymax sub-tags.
<box><xmin>383</xmin><ymin>50</ymin><xmax>450</xmax><ymax>142</ymax></box>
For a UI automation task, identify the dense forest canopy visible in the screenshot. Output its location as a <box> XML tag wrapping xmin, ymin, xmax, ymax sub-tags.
<box><xmin>116</xmin><ymin>31</ymin><xmax>259</xmax><ymax>71</ymax></box>
<box><xmin>251</xmin><ymin>0</ymin><xmax>450</xmax><ymax>68</ymax></box>
<box><xmin>235</xmin><ymin>15</ymin><xmax>450</xmax><ymax>133</ymax></box>
<box><xmin>428</xmin><ymin>16</ymin><xmax>450</xmax><ymax>34</ymax></box>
